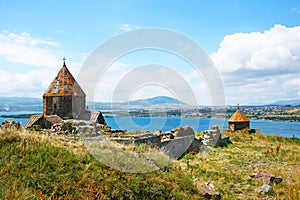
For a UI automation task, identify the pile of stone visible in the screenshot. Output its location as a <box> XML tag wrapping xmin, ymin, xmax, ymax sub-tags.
<box><xmin>0</xmin><ymin>120</ymin><xmax>22</xmax><ymax>129</ymax></box>
<box><xmin>50</xmin><ymin>121</ymin><xmax>77</xmax><ymax>135</ymax></box>
<box><xmin>157</xmin><ymin>126</ymin><xmax>197</xmax><ymax>159</ymax></box>
<box><xmin>102</xmin><ymin>127</ymin><xmax>126</xmax><ymax>137</ymax></box>
<box><xmin>257</xmin><ymin>184</ymin><xmax>273</xmax><ymax>194</ymax></box>
<box><xmin>153</xmin><ymin>126</ymin><xmax>230</xmax><ymax>155</ymax></box>
<box><xmin>110</xmin><ymin>132</ymin><xmax>161</xmax><ymax>147</ymax></box>
<box><xmin>173</xmin><ymin>126</ymin><xmax>195</xmax><ymax>137</ymax></box>
<box><xmin>156</xmin><ymin>126</ymin><xmax>195</xmax><ymax>142</ymax></box>
<box><xmin>250</xmin><ymin>172</ymin><xmax>283</xmax><ymax>195</ymax></box>
<box><xmin>50</xmin><ymin>120</ymin><xmax>105</xmax><ymax>136</ymax></box>
<box><xmin>250</xmin><ymin>172</ymin><xmax>283</xmax><ymax>184</ymax></box>
<box><xmin>47</xmin><ymin>118</ymin><xmax>129</xmax><ymax>137</ymax></box>
<box><xmin>193</xmin><ymin>179</ymin><xmax>221</xmax><ymax>200</ymax></box>
<box><xmin>202</xmin><ymin>126</ymin><xmax>230</xmax><ymax>147</ymax></box>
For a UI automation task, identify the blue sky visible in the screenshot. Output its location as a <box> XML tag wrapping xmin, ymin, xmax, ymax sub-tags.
<box><xmin>2</xmin><ymin>1</ymin><xmax>299</xmax><ymax>52</ymax></box>
<box><xmin>1</xmin><ymin>0</ymin><xmax>300</xmax><ymax>105</ymax></box>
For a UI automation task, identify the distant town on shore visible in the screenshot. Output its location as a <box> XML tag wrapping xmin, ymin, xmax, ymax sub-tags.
<box><xmin>1</xmin><ymin>96</ymin><xmax>300</xmax><ymax>122</ymax></box>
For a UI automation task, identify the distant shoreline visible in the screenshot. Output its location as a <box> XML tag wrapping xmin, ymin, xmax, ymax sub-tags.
<box><xmin>0</xmin><ymin>114</ymin><xmax>37</xmax><ymax>119</ymax></box>
<box><xmin>1</xmin><ymin>113</ymin><xmax>300</xmax><ymax>122</ymax></box>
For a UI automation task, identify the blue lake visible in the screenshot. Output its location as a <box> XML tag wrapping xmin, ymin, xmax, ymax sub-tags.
<box><xmin>0</xmin><ymin>112</ymin><xmax>299</xmax><ymax>138</ymax></box>
<box><xmin>106</xmin><ymin>116</ymin><xmax>300</xmax><ymax>138</ymax></box>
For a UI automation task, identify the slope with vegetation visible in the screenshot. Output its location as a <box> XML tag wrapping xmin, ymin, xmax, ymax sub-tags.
<box><xmin>0</xmin><ymin>127</ymin><xmax>299</xmax><ymax>199</ymax></box>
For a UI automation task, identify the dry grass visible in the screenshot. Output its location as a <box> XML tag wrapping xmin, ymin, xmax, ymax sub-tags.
<box><xmin>286</xmin><ymin>108</ymin><xmax>300</xmax><ymax>114</ymax></box>
<box><xmin>1</xmin><ymin>127</ymin><xmax>299</xmax><ymax>199</ymax></box>
<box><xmin>182</xmin><ymin>131</ymin><xmax>300</xmax><ymax>199</ymax></box>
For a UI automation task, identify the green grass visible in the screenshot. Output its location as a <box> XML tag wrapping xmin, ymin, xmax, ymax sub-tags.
<box><xmin>0</xmin><ymin>127</ymin><xmax>300</xmax><ymax>199</ymax></box>
<box><xmin>183</xmin><ymin>131</ymin><xmax>300</xmax><ymax>199</ymax></box>
<box><xmin>0</xmin><ymin>128</ymin><xmax>199</xmax><ymax>199</ymax></box>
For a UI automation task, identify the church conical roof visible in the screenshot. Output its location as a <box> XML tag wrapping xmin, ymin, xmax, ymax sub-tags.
<box><xmin>43</xmin><ymin>61</ymin><xmax>85</xmax><ymax>97</ymax></box>
<box><xmin>228</xmin><ymin>107</ymin><xmax>250</xmax><ymax>122</ymax></box>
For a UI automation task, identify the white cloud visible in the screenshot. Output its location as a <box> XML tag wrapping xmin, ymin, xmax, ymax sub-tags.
<box><xmin>119</xmin><ymin>24</ymin><xmax>140</xmax><ymax>32</ymax></box>
<box><xmin>92</xmin><ymin>61</ymin><xmax>132</xmax><ymax>101</ymax></box>
<box><xmin>1</xmin><ymin>26</ymin><xmax>299</xmax><ymax>105</ymax></box>
<box><xmin>0</xmin><ymin>29</ymin><xmax>215</xmax><ymax>104</ymax></box>
<box><xmin>284</xmin><ymin>77</ymin><xmax>300</xmax><ymax>88</ymax></box>
<box><xmin>211</xmin><ymin>24</ymin><xmax>300</xmax><ymax>104</ymax></box>
<box><xmin>211</xmin><ymin>24</ymin><xmax>300</xmax><ymax>74</ymax></box>
<box><xmin>0</xmin><ymin>59</ymin><xmax>87</xmax><ymax>98</ymax></box>
<box><xmin>0</xmin><ymin>30</ymin><xmax>86</xmax><ymax>98</ymax></box>
<box><xmin>0</xmin><ymin>69</ymin><xmax>56</xmax><ymax>97</ymax></box>
<box><xmin>92</xmin><ymin>61</ymin><xmax>212</xmax><ymax>105</ymax></box>
<box><xmin>291</xmin><ymin>7</ymin><xmax>300</xmax><ymax>14</ymax></box>
<box><xmin>0</xmin><ymin>31</ymin><xmax>61</xmax><ymax>68</ymax></box>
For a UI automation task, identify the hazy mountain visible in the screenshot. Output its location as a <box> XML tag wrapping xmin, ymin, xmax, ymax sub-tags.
<box><xmin>91</xmin><ymin>96</ymin><xmax>186</xmax><ymax>111</ymax></box>
<box><xmin>269</xmin><ymin>99</ymin><xmax>300</xmax><ymax>106</ymax></box>
<box><xmin>128</xmin><ymin>96</ymin><xmax>186</xmax><ymax>106</ymax></box>
<box><xmin>2</xmin><ymin>96</ymin><xmax>299</xmax><ymax>112</ymax></box>
<box><xmin>0</xmin><ymin>97</ymin><xmax>42</xmax><ymax>112</ymax></box>
<box><xmin>0</xmin><ymin>96</ymin><xmax>186</xmax><ymax>112</ymax></box>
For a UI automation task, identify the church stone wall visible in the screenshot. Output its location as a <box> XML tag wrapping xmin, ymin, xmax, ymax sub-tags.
<box><xmin>228</xmin><ymin>122</ymin><xmax>249</xmax><ymax>131</ymax></box>
<box><xmin>72</xmin><ymin>96</ymin><xmax>86</xmax><ymax>117</ymax></box>
<box><xmin>43</xmin><ymin>96</ymin><xmax>85</xmax><ymax>119</ymax></box>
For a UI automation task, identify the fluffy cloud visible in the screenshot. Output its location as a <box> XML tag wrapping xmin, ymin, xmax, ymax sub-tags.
<box><xmin>211</xmin><ymin>24</ymin><xmax>300</xmax><ymax>104</ymax></box>
<box><xmin>92</xmin><ymin>61</ymin><xmax>132</xmax><ymax>101</ymax></box>
<box><xmin>0</xmin><ymin>69</ymin><xmax>56</xmax><ymax>97</ymax></box>
<box><xmin>283</xmin><ymin>77</ymin><xmax>300</xmax><ymax>98</ymax></box>
<box><xmin>1</xmin><ymin>26</ymin><xmax>299</xmax><ymax>105</ymax></box>
<box><xmin>0</xmin><ymin>30</ymin><xmax>61</xmax><ymax>68</ymax></box>
<box><xmin>0</xmin><ymin>30</ymin><xmax>89</xmax><ymax>98</ymax></box>
<box><xmin>284</xmin><ymin>77</ymin><xmax>300</xmax><ymax>88</ymax></box>
<box><xmin>119</xmin><ymin>24</ymin><xmax>140</xmax><ymax>32</ymax></box>
<box><xmin>211</xmin><ymin>24</ymin><xmax>300</xmax><ymax>74</ymax></box>
<box><xmin>92</xmin><ymin>61</ymin><xmax>213</xmax><ymax>105</ymax></box>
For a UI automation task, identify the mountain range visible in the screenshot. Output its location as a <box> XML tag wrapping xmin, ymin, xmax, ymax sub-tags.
<box><xmin>0</xmin><ymin>96</ymin><xmax>299</xmax><ymax>112</ymax></box>
<box><xmin>128</xmin><ymin>96</ymin><xmax>186</xmax><ymax>106</ymax></box>
<box><xmin>0</xmin><ymin>97</ymin><xmax>42</xmax><ymax>112</ymax></box>
<box><xmin>269</xmin><ymin>99</ymin><xmax>300</xmax><ymax>106</ymax></box>
<box><xmin>0</xmin><ymin>96</ymin><xmax>186</xmax><ymax>112</ymax></box>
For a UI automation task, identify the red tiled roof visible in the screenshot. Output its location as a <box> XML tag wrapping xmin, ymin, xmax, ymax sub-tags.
<box><xmin>228</xmin><ymin>108</ymin><xmax>250</xmax><ymax>122</ymax></box>
<box><xmin>43</xmin><ymin>62</ymin><xmax>85</xmax><ymax>97</ymax></box>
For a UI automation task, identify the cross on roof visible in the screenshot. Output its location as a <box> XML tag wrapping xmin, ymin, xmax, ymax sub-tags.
<box><xmin>62</xmin><ymin>57</ymin><xmax>66</xmax><ymax>66</ymax></box>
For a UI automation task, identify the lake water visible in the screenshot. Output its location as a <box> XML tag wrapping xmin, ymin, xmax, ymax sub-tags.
<box><xmin>0</xmin><ymin>112</ymin><xmax>299</xmax><ymax>138</ymax></box>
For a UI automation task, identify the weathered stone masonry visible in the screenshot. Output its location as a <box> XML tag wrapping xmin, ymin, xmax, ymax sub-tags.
<box><xmin>25</xmin><ymin>60</ymin><xmax>106</xmax><ymax>129</ymax></box>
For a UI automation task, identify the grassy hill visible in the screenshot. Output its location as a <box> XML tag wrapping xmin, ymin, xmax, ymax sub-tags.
<box><xmin>0</xmin><ymin>127</ymin><xmax>299</xmax><ymax>199</ymax></box>
<box><xmin>286</xmin><ymin>108</ymin><xmax>300</xmax><ymax>114</ymax></box>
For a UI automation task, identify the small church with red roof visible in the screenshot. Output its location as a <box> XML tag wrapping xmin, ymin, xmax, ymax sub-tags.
<box><xmin>25</xmin><ymin>59</ymin><xmax>106</xmax><ymax>129</ymax></box>
<box><xmin>228</xmin><ymin>106</ymin><xmax>250</xmax><ymax>132</ymax></box>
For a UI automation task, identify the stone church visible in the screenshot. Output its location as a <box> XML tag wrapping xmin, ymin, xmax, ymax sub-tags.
<box><xmin>25</xmin><ymin>60</ymin><xmax>106</xmax><ymax>129</ymax></box>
